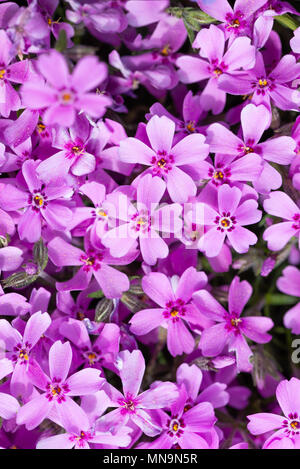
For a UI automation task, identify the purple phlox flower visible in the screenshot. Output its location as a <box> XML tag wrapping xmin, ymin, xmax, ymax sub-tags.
<box><xmin>0</xmin><ymin>30</ymin><xmax>30</xmax><ymax>117</ymax></box>
<box><xmin>59</xmin><ymin>318</ymin><xmax>120</xmax><ymax>372</ymax></box>
<box><xmin>125</xmin><ymin>0</ymin><xmax>169</xmax><ymax>28</ymax></box>
<box><xmin>206</xmin><ymin>103</ymin><xmax>296</xmax><ymax>193</ymax></box>
<box><xmin>0</xmin><ymin>160</ymin><xmax>73</xmax><ymax>243</ymax></box>
<box><xmin>119</xmin><ymin>115</ymin><xmax>209</xmax><ymax>202</ymax></box>
<box><xmin>263</xmin><ymin>191</ymin><xmax>300</xmax><ymax>251</ymax></box>
<box><xmin>66</xmin><ymin>0</ymin><xmax>128</xmax><ymax>47</ymax></box>
<box><xmin>0</xmin><ymin>292</ymin><xmax>31</xmax><ymax>317</ymax></box>
<box><xmin>218</xmin><ymin>52</ymin><xmax>300</xmax><ymax>113</ymax></box>
<box><xmin>0</xmin><ymin>311</ymin><xmax>51</xmax><ymax>398</ymax></box>
<box><xmin>291</xmin><ymin>27</ymin><xmax>300</xmax><ymax>54</ymax></box>
<box><xmin>198</xmin><ymin>151</ymin><xmax>262</xmax><ymax>188</ymax></box>
<box><xmin>102</xmin><ymin>174</ymin><xmax>182</xmax><ymax>265</ymax></box>
<box><xmin>277</xmin><ymin>266</ymin><xmax>300</xmax><ymax>334</ymax></box>
<box><xmin>0</xmin><ymin>245</ymin><xmax>23</xmax><ymax>274</ymax></box>
<box><xmin>47</xmin><ymin>235</ymin><xmax>134</xmax><ymax>299</ymax></box>
<box><xmin>130</xmin><ymin>267</ymin><xmax>207</xmax><ymax>356</ymax></box>
<box><xmin>147</xmin><ymin>90</ymin><xmax>207</xmax><ymax>137</ymax></box>
<box><xmin>138</xmin><ymin>385</ymin><xmax>216</xmax><ymax>449</ymax></box>
<box><xmin>247</xmin><ymin>377</ymin><xmax>300</xmax><ymax>449</ymax></box>
<box><xmin>16</xmin><ymin>340</ymin><xmax>104</xmax><ymax>430</ymax></box>
<box><xmin>197</xmin><ymin>183</ymin><xmax>261</xmax><ymax>257</ymax></box>
<box><xmin>201</xmin><ymin>364</ymin><xmax>251</xmax><ymax>410</ymax></box>
<box><xmin>109</xmin><ymin>49</ymin><xmax>178</xmax><ymax>97</ymax></box>
<box><xmin>36</xmin><ymin>389</ymin><xmax>132</xmax><ymax>449</ymax></box>
<box><xmin>176</xmin><ymin>363</ymin><xmax>229</xmax><ymax>411</ymax></box>
<box><xmin>21</xmin><ymin>50</ymin><xmax>111</xmax><ymax>127</ymax></box>
<box><xmin>197</xmin><ymin>0</ymin><xmax>269</xmax><ymax>39</ymax></box>
<box><xmin>176</xmin><ymin>24</ymin><xmax>256</xmax><ymax>114</ymax></box>
<box><xmin>37</xmin><ymin>113</ymin><xmax>97</xmax><ymax>178</ymax></box>
<box><xmin>69</xmin><ymin>181</ymin><xmax>124</xmax><ymax>250</ymax></box>
<box><xmin>193</xmin><ymin>276</ymin><xmax>274</xmax><ymax>371</ymax></box>
<box><xmin>2</xmin><ymin>136</ymin><xmax>33</xmax><ymax>172</ymax></box>
<box><xmin>102</xmin><ymin>349</ymin><xmax>179</xmax><ymax>436</ymax></box>
<box><xmin>0</xmin><ymin>358</ymin><xmax>20</xmax><ymax>419</ymax></box>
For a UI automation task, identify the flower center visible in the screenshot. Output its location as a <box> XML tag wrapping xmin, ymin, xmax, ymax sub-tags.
<box><xmin>80</xmin><ymin>251</ymin><xmax>103</xmax><ymax>272</ymax></box>
<box><xmin>37</xmin><ymin>123</ymin><xmax>46</xmax><ymax>133</ymax></box>
<box><xmin>283</xmin><ymin>413</ymin><xmax>300</xmax><ymax>435</ymax></box>
<box><xmin>186</xmin><ymin>121</ymin><xmax>195</xmax><ymax>133</ymax></box>
<box><xmin>46</xmin><ymin>379</ymin><xmax>70</xmax><ymax>403</ymax></box>
<box><xmin>151</xmin><ymin>150</ymin><xmax>174</xmax><ymax>176</ymax></box>
<box><xmin>34</xmin><ymin>195</ymin><xmax>44</xmax><ymax>207</ymax></box>
<box><xmin>118</xmin><ymin>395</ymin><xmax>138</xmax><ymax>415</ymax></box>
<box><xmin>258</xmin><ymin>78</ymin><xmax>268</xmax><ymax>88</ymax></box>
<box><xmin>213</xmin><ymin>67</ymin><xmax>223</xmax><ymax>77</ymax></box>
<box><xmin>60</xmin><ymin>90</ymin><xmax>74</xmax><ymax>105</ymax></box>
<box><xmin>161</xmin><ymin>44</ymin><xmax>171</xmax><ymax>57</ymax></box>
<box><xmin>0</xmin><ymin>69</ymin><xmax>6</xmax><ymax>79</ymax></box>
<box><xmin>163</xmin><ymin>299</ymin><xmax>186</xmax><ymax>323</ymax></box>
<box><xmin>19</xmin><ymin>349</ymin><xmax>29</xmax><ymax>361</ymax></box>
<box><xmin>214</xmin><ymin>170</ymin><xmax>224</xmax><ymax>180</ymax></box>
<box><xmin>131</xmin><ymin>209</ymin><xmax>151</xmax><ymax>234</ymax></box>
<box><xmin>292</xmin><ymin>213</ymin><xmax>300</xmax><ymax>230</ymax></box>
<box><xmin>214</xmin><ymin>212</ymin><xmax>236</xmax><ymax>232</ymax></box>
<box><xmin>167</xmin><ymin>417</ymin><xmax>185</xmax><ymax>437</ymax></box>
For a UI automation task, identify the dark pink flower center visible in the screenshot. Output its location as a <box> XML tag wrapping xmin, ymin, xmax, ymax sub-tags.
<box><xmin>167</xmin><ymin>416</ymin><xmax>185</xmax><ymax>437</ymax></box>
<box><xmin>214</xmin><ymin>211</ymin><xmax>237</xmax><ymax>232</ymax></box>
<box><xmin>118</xmin><ymin>394</ymin><xmax>138</xmax><ymax>415</ymax></box>
<box><xmin>80</xmin><ymin>251</ymin><xmax>104</xmax><ymax>272</ymax></box>
<box><xmin>131</xmin><ymin>209</ymin><xmax>151</xmax><ymax>233</ymax></box>
<box><xmin>151</xmin><ymin>150</ymin><xmax>174</xmax><ymax>176</ymax></box>
<box><xmin>64</xmin><ymin>138</ymin><xmax>86</xmax><ymax>160</ymax></box>
<box><xmin>225</xmin><ymin>313</ymin><xmax>242</xmax><ymax>333</ymax></box>
<box><xmin>282</xmin><ymin>413</ymin><xmax>300</xmax><ymax>436</ymax></box>
<box><xmin>163</xmin><ymin>298</ymin><xmax>186</xmax><ymax>323</ymax></box>
<box><xmin>46</xmin><ymin>378</ymin><xmax>70</xmax><ymax>403</ymax></box>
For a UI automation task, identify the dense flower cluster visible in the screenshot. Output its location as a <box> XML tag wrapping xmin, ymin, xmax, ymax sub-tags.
<box><xmin>0</xmin><ymin>0</ymin><xmax>299</xmax><ymax>450</ymax></box>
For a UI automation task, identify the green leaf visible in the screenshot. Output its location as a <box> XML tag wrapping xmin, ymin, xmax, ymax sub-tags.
<box><xmin>55</xmin><ymin>29</ymin><xmax>67</xmax><ymax>52</ymax></box>
<box><xmin>2</xmin><ymin>272</ymin><xmax>38</xmax><ymax>289</ymax></box>
<box><xmin>33</xmin><ymin>238</ymin><xmax>48</xmax><ymax>271</ymax></box>
<box><xmin>275</xmin><ymin>13</ymin><xmax>299</xmax><ymax>31</ymax></box>
<box><xmin>94</xmin><ymin>298</ymin><xmax>114</xmax><ymax>322</ymax></box>
<box><xmin>265</xmin><ymin>293</ymin><xmax>299</xmax><ymax>306</ymax></box>
<box><xmin>121</xmin><ymin>292</ymin><xmax>146</xmax><ymax>313</ymax></box>
<box><xmin>87</xmin><ymin>289</ymin><xmax>104</xmax><ymax>299</ymax></box>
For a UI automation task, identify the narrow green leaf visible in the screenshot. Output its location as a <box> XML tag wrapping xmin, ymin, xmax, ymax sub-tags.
<box><xmin>33</xmin><ymin>238</ymin><xmax>48</xmax><ymax>271</ymax></box>
<box><xmin>94</xmin><ymin>298</ymin><xmax>114</xmax><ymax>322</ymax></box>
<box><xmin>265</xmin><ymin>293</ymin><xmax>299</xmax><ymax>306</ymax></box>
<box><xmin>275</xmin><ymin>13</ymin><xmax>299</xmax><ymax>31</ymax></box>
<box><xmin>87</xmin><ymin>289</ymin><xmax>104</xmax><ymax>299</ymax></box>
<box><xmin>55</xmin><ymin>29</ymin><xmax>67</xmax><ymax>52</ymax></box>
<box><xmin>2</xmin><ymin>272</ymin><xmax>38</xmax><ymax>289</ymax></box>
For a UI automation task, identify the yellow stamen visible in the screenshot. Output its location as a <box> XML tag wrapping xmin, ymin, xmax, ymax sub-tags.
<box><xmin>157</xmin><ymin>158</ymin><xmax>166</xmax><ymax>168</ymax></box>
<box><xmin>0</xmin><ymin>69</ymin><xmax>5</xmax><ymax>79</ymax></box>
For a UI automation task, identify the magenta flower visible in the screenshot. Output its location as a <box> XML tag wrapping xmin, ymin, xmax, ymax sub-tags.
<box><xmin>16</xmin><ymin>340</ymin><xmax>103</xmax><ymax>430</ymax></box>
<box><xmin>248</xmin><ymin>378</ymin><xmax>300</xmax><ymax>449</ymax></box>
<box><xmin>0</xmin><ymin>311</ymin><xmax>51</xmax><ymax>398</ymax></box>
<box><xmin>48</xmin><ymin>236</ymin><xmax>133</xmax><ymax>299</ymax></box>
<box><xmin>21</xmin><ymin>50</ymin><xmax>111</xmax><ymax>126</ymax></box>
<box><xmin>0</xmin><ymin>30</ymin><xmax>30</xmax><ymax>117</ymax></box>
<box><xmin>193</xmin><ymin>277</ymin><xmax>274</xmax><ymax>371</ymax></box>
<box><xmin>130</xmin><ymin>267</ymin><xmax>207</xmax><ymax>356</ymax></box>
<box><xmin>138</xmin><ymin>386</ymin><xmax>216</xmax><ymax>449</ymax></box>
<box><xmin>0</xmin><ymin>358</ymin><xmax>20</xmax><ymax>419</ymax></box>
<box><xmin>176</xmin><ymin>24</ymin><xmax>255</xmax><ymax>114</ymax></box>
<box><xmin>218</xmin><ymin>52</ymin><xmax>300</xmax><ymax>113</ymax></box>
<box><xmin>198</xmin><ymin>184</ymin><xmax>261</xmax><ymax>257</ymax></box>
<box><xmin>102</xmin><ymin>174</ymin><xmax>182</xmax><ymax>265</ymax></box>
<box><xmin>103</xmin><ymin>349</ymin><xmax>179</xmax><ymax>436</ymax></box>
<box><xmin>59</xmin><ymin>318</ymin><xmax>120</xmax><ymax>371</ymax></box>
<box><xmin>206</xmin><ymin>104</ymin><xmax>296</xmax><ymax>193</ymax></box>
<box><xmin>197</xmin><ymin>0</ymin><xmax>269</xmax><ymax>39</ymax></box>
<box><xmin>277</xmin><ymin>267</ymin><xmax>300</xmax><ymax>334</ymax></box>
<box><xmin>0</xmin><ymin>160</ymin><xmax>73</xmax><ymax>243</ymax></box>
<box><xmin>263</xmin><ymin>191</ymin><xmax>300</xmax><ymax>251</ymax></box>
<box><xmin>119</xmin><ymin>115</ymin><xmax>209</xmax><ymax>202</ymax></box>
